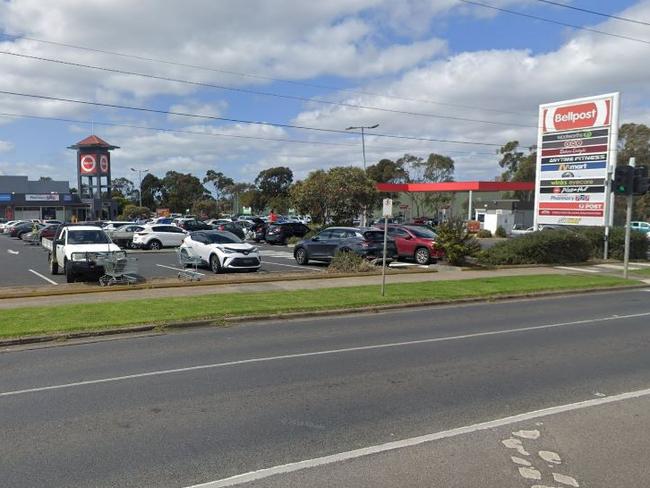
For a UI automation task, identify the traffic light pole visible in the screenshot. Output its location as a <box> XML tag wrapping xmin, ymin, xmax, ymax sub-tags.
<box><xmin>623</xmin><ymin>158</ymin><xmax>635</xmax><ymax>279</ymax></box>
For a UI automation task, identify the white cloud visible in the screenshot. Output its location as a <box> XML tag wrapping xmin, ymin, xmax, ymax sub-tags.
<box><xmin>0</xmin><ymin>140</ymin><xmax>14</xmax><ymax>153</ymax></box>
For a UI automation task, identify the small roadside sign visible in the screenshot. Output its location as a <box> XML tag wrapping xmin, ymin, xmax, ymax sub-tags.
<box><xmin>382</xmin><ymin>198</ymin><xmax>393</xmax><ymax>217</ymax></box>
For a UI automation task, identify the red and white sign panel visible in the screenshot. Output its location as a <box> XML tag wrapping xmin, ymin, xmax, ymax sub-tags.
<box><xmin>99</xmin><ymin>154</ymin><xmax>110</xmax><ymax>174</ymax></box>
<box><xmin>79</xmin><ymin>154</ymin><xmax>97</xmax><ymax>175</ymax></box>
<box><xmin>534</xmin><ymin>93</ymin><xmax>619</xmax><ymax>228</ymax></box>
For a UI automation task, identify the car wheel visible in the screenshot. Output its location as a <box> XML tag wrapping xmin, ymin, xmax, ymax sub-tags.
<box><xmin>415</xmin><ymin>247</ymin><xmax>431</xmax><ymax>265</ymax></box>
<box><xmin>210</xmin><ymin>254</ymin><xmax>222</xmax><ymax>274</ymax></box>
<box><xmin>64</xmin><ymin>259</ymin><xmax>75</xmax><ymax>283</ymax></box>
<box><xmin>295</xmin><ymin>247</ymin><xmax>309</xmax><ymax>265</ymax></box>
<box><xmin>148</xmin><ymin>240</ymin><xmax>162</xmax><ymax>250</ymax></box>
<box><xmin>49</xmin><ymin>254</ymin><xmax>59</xmax><ymax>275</ymax></box>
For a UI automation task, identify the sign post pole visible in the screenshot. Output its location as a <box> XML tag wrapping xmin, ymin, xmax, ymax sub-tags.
<box><xmin>381</xmin><ymin>198</ymin><xmax>392</xmax><ymax>297</ymax></box>
<box><xmin>623</xmin><ymin>158</ymin><xmax>635</xmax><ymax>279</ymax></box>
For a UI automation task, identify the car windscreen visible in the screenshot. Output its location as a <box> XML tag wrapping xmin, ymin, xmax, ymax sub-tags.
<box><xmin>67</xmin><ymin>230</ymin><xmax>111</xmax><ymax>244</ymax></box>
<box><xmin>363</xmin><ymin>231</ymin><xmax>385</xmax><ymax>242</ymax></box>
<box><xmin>405</xmin><ymin>226</ymin><xmax>437</xmax><ymax>238</ymax></box>
<box><xmin>202</xmin><ymin>232</ymin><xmax>242</xmax><ymax>244</ymax></box>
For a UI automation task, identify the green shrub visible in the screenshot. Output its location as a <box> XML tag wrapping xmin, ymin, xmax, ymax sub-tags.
<box><xmin>327</xmin><ymin>251</ymin><xmax>375</xmax><ymax>273</ymax></box>
<box><xmin>476</xmin><ymin>229</ymin><xmax>492</xmax><ymax>238</ymax></box>
<box><xmin>479</xmin><ymin>229</ymin><xmax>592</xmax><ymax>265</ymax></box>
<box><xmin>494</xmin><ymin>226</ymin><xmax>507</xmax><ymax>238</ymax></box>
<box><xmin>436</xmin><ymin>219</ymin><xmax>481</xmax><ymax>266</ymax></box>
<box><xmin>575</xmin><ymin>226</ymin><xmax>648</xmax><ymax>260</ymax></box>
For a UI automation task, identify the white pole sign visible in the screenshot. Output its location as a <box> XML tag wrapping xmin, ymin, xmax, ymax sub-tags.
<box><xmin>382</xmin><ymin>198</ymin><xmax>393</xmax><ymax>218</ymax></box>
<box><xmin>533</xmin><ymin>93</ymin><xmax>620</xmax><ymax>228</ymax></box>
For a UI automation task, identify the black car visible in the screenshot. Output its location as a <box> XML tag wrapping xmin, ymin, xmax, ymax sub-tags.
<box><xmin>211</xmin><ymin>221</ymin><xmax>246</xmax><ymax>240</ymax></box>
<box><xmin>10</xmin><ymin>222</ymin><xmax>37</xmax><ymax>238</ymax></box>
<box><xmin>293</xmin><ymin>227</ymin><xmax>398</xmax><ymax>265</ymax></box>
<box><xmin>265</xmin><ymin>222</ymin><xmax>310</xmax><ymax>245</ymax></box>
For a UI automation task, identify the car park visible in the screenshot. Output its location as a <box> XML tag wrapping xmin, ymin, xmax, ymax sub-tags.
<box><xmin>10</xmin><ymin>221</ymin><xmax>39</xmax><ymax>238</ymax></box>
<box><xmin>293</xmin><ymin>226</ymin><xmax>398</xmax><ymax>265</ymax></box>
<box><xmin>19</xmin><ymin>223</ymin><xmax>47</xmax><ymax>241</ymax></box>
<box><xmin>265</xmin><ymin>222</ymin><xmax>310</xmax><ymax>245</ymax></box>
<box><xmin>180</xmin><ymin>230</ymin><xmax>260</xmax><ymax>273</ymax></box>
<box><xmin>374</xmin><ymin>224</ymin><xmax>444</xmax><ymax>264</ymax></box>
<box><xmin>1</xmin><ymin>220</ymin><xmax>30</xmax><ymax>234</ymax></box>
<box><xmin>132</xmin><ymin>224</ymin><xmax>187</xmax><ymax>250</ymax></box>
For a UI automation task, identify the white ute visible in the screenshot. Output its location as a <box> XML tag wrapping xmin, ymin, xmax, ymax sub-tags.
<box><xmin>43</xmin><ymin>225</ymin><xmax>122</xmax><ymax>283</ymax></box>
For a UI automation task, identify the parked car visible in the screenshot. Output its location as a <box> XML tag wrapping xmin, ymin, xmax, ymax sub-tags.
<box><xmin>180</xmin><ymin>230</ymin><xmax>260</xmax><ymax>273</ymax></box>
<box><xmin>511</xmin><ymin>225</ymin><xmax>535</xmax><ymax>236</ymax></box>
<box><xmin>102</xmin><ymin>221</ymin><xmax>136</xmax><ymax>231</ymax></box>
<box><xmin>10</xmin><ymin>222</ymin><xmax>37</xmax><ymax>238</ymax></box>
<box><xmin>2</xmin><ymin>220</ymin><xmax>29</xmax><ymax>234</ymax></box>
<box><xmin>265</xmin><ymin>222</ymin><xmax>311</xmax><ymax>245</ymax></box>
<box><xmin>20</xmin><ymin>223</ymin><xmax>47</xmax><ymax>241</ymax></box>
<box><xmin>211</xmin><ymin>221</ymin><xmax>246</xmax><ymax>240</ymax></box>
<box><xmin>132</xmin><ymin>224</ymin><xmax>187</xmax><ymax>250</ymax></box>
<box><xmin>39</xmin><ymin>223</ymin><xmax>59</xmax><ymax>242</ymax></box>
<box><xmin>205</xmin><ymin>218</ymin><xmax>232</xmax><ymax>226</ymax></box>
<box><xmin>106</xmin><ymin>224</ymin><xmax>145</xmax><ymax>249</ymax></box>
<box><xmin>293</xmin><ymin>227</ymin><xmax>398</xmax><ymax>265</ymax></box>
<box><xmin>42</xmin><ymin>224</ymin><xmax>122</xmax><ymax>283</ymax></box>
<box><xmin>374</xmin><ymin>224</ymin><xmax>444</xmax><ymax>264</ymax></box>
<box><xmin>631</xmin><ymin>221</ymin><xmax>650</xmax><ymax>238</ymax></box>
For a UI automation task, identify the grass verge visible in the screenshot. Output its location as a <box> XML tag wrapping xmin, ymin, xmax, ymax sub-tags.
<box><xmin>0</xmin><ymin>274</ymin><xmax>637</xmax><ymax>339</ymax></box>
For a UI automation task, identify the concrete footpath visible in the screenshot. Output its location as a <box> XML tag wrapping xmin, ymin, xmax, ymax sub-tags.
<box><xmin>0</xmin><ymin>266</ymin><xmax>599</xmax><ymax>309</ymax></box>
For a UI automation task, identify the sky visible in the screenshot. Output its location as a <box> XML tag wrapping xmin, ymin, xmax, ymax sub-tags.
<box><xmin>0</xmin><ymin>0</ymin><xmax>647</xmax><ymax>188</ymax></box>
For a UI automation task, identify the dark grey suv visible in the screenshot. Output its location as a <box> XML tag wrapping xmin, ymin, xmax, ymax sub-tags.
<box><xmin>293</xmin><ymin>227</ymin><xmax>398</xmax><ymax>265</ymax></box>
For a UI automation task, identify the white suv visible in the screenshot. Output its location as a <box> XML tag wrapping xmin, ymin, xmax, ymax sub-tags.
<box><xmin>132</xmin><ymin>224</ymin><xmax>187</xmax><ymax>250</ymax></box>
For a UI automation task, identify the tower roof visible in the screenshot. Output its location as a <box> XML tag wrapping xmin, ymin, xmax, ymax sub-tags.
<box><xmin>67</xmin><ymin>135</ymin><xmax>120</xmax><ymax>150</ymax></box>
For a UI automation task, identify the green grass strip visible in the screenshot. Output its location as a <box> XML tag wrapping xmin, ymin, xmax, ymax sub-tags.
<box><xmin>631</xmin><ymin>267</ymin><xmax>650</xmax><ymax>276</ymax></box>
<box><xmin>0</xmin><ymin>274</ymin><xmax>637</xmax><ymax>338</ymax></box>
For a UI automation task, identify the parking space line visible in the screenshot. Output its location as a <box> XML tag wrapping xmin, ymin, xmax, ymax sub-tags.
<box><xmin>7</xmin><ymin>249</ymin><xmax>19</xmax><ymax>255</ymax></box>
<box><xmin>28</xmin><ymin>269</ymin><xmax>58</xmax><ymax>285</ymax></box>
<box><xmin>156</xmin><ymin>264</ymin><xmax>205</xmax><ymax>275</ymax></box>
<box><xmin>556</xmin><ymin>266</ymin><xmax>599</xmax><ymax>273</ymax></box>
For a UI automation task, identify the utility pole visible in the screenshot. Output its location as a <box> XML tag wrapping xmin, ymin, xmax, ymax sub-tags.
<box><xmin>130</xmin><ymin>167</ymin><xmax>149</xmax><ymax>208</ymax></box>
<box><xmin>346</xmin><ymin>124</ymin><xmax>379</xmax><ymax>227</ymax></box>
<box><xmin>623</xmin><ymin>157</ymin><xmax>635</xmax><ymax>279</ymax></box>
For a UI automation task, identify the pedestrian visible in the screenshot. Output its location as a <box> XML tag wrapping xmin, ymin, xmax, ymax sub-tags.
<box><xmin>268</xmin><ymin>208</ymin><xmax>277</xmax><ymax>223</ymax></box>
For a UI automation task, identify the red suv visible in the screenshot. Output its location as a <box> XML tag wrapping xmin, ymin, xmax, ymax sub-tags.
<box><xmin>375</xmin><ymin>224</ymin><xmax>444</xmax><ymax>264</ymax></box>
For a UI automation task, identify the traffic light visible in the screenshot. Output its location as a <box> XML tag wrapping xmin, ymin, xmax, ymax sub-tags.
<box><xmin>633</xmin><ymin>166</ymin><xmax>649</xmax><ymax>195</ymax></box>
<box><xmin>613</xmin><ymin>165</ymin><xmax>635</xmax><ymax>195</ymax></box>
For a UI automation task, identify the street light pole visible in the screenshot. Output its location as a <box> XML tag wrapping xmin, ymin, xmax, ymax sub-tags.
<box><xmin>346</xmin><ymin>124</ymin><xmax>379</xmax><ymax>226</ymax></box>
<box><xmin>130</xmin><ymin>167</ymin><xmax>149</xmax><ymax>208</ymax></box>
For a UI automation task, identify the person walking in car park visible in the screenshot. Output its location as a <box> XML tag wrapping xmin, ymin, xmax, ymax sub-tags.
<box><xmin>269</xmin><ymin>209</ymin><xmax>278</xmax><ymax>223</ymax></box>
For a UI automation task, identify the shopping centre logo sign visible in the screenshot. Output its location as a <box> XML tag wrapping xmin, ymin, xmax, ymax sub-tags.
<box><xmin>543</xmin><ymin>99</ymin><xmax>611</xmax><ymax>133</ymax></box>
<box><xmin>79</xmin><ymin>154</ymin><xmax>97</xmax><ymax>174</ymax></box>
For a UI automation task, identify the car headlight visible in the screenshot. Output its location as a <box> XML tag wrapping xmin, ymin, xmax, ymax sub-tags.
<box><xmin>71</xmin><ymin>253</ymin><xmax>87</xmax><ymax>261</ymax></box>
<box><xmin>250</xmin><ymin>247</ymin><xmax>258</xmax><ymax>253</ymax></box>
<box><xmin>220</xmin><ymin>246</ymin><xmax>236</xmax><ymax>254</ymax></box>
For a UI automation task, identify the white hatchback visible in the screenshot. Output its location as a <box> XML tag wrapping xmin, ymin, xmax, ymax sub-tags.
<box><xmin>132</xmin><ymin>224</ymin><xmax>187</xmax><ymax>250</ymax></box>
<box><xmin>180</xmin><ymin>230</ymin><xmax>260</xmax><ymax>273</ymax></box>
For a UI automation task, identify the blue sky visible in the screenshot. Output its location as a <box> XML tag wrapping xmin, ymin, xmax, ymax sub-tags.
<box><xmin>0</xmin><ymin>0</ymin><xmax>648</xmax><ymax>187</ymax></box>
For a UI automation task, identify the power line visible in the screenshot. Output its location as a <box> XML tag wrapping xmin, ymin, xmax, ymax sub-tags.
<box><xmin>458</xmin><ymin>0</ymin><xmax>650</xmax><ymax>46</ymax></box>
<box><xmin>0</xmin><ymin>88</ymin><xmax>510</xmax><ymax>147</ymax></box>
<box><xmin>533</xmin><ymin>0</ymin><xmax>650</xmax><ymax>27</ymax></box>
<box><xmin>0</xmin><ymin>33</ymin><xmax>533</xmax><ymax>118</ymax></box>
<box><xmin>0</xmin><ymin>111</ymin><xmax>497</xmax><ymax>156</ymax></box>
<box><xmin>0</xmin><ymin>49</ymin><xmax>536</xmax><ymax>130</ymax></box>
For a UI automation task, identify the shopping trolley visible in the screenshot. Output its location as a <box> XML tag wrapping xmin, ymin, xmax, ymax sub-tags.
<box><xmin>98</xmin><ymin>252</ymin><xmax>139</xmax><ymax>286</ymax></box>
<box><xmin>176</xmin><ymin>247</ymin><xmax>203</xmax><ymax>281</ymax></box>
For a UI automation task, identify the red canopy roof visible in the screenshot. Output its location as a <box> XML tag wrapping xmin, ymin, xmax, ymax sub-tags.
<box><xmin>376</xmin><ymin>181</ymin><xmax>534</xmax><ymax>192</ymax></box>
<box><xmin>68</xmin><ymin>135</ymin><xmax>120</xmax><ymax>150</ymax></box>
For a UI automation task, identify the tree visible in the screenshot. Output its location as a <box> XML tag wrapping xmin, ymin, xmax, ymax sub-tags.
<box><xmin>111</xmin><ymin>177</ymin><xmax>136</xmax><ymax>200</ymax></box>
<box><xmin>203</xmin><ymin>170</ymin><xmax>235</xmax><ymax>204</ymax></box>
<box><xmin>255</xmin><ymin>166</ymin><xmax>293</xmax><ymax>211</ymax></box>
<box><xmin>118</xmin><ymin>205</ymin><xmax>151</xmax><ymax>221</ymax></box>
<box><xmin>366</xmin><ymin>158</ymin><xmax>409</xmax><ymax>208</ymax></box>
<box><xmin>291</xmin><ymin>167</ymin><xmax>376</xmax><ymax>225</ymax></box>
<box><xmin>161</xmin><ymin>171</ymin><xmax>211</xmax><ymax>213</ymax></box>
<box><xmin>497</xmin><ymin>141</ymin><xmax>536</xmax><ymax>201</ymax></box>
<box><xmin>397</xmin><ymin>153</ymin><xmax>456</xmax><ymax>217</ymax></box>
<box><xmin>192</xmin><ymin>199</ymin><xmax>219</xmax><ymax>219</ymax></box>
<box><xmin>38</xmin><ymin>176</ymin><xmax>52</xmax><ymax>182</ymax></box>
<box><xmin>140</xmin><ymin>174</ymin><xmax>164</xmax><ymax>210</ymax></box>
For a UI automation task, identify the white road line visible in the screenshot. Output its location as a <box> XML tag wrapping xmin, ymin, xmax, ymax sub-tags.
<box><xmin>263</xmin><ymin>261</ymin><xmax>322</xmax><ymax>271</ymax></box>
<box><xmin>186</xmin><ymin>386</ymin><xmax>650</xmax><ymax>487</ymax></box>
<box><xmin>7</xmin><ymin>249</ymin><xmax>19</xmax><ymax>255</ymax></box>
<box><xmin>555</xmin><ymin>266</ymin><xmax>599</xmax><ymax>273</ymax></box>
<box><xmin>27</xmin><ymin>269</ymin><xmax>58</xmax><ymax>285</ymax></box>
<box><xmin>595</xmin><ymin>264</ymin><xmax>643</xmax><ymax>271</ymax></box>
<box><xmin>155</xmin><ymin>264</ymin><xmax>205</xmax><ymax>275</ymax></box>
<box><xmin>1</xmin><ymin>310</ymin><xmax>649</xmax><ymax>399</ymax></box>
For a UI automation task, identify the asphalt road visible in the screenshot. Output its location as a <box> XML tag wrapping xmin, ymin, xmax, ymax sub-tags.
<box><xmin>0</xmin><ymin>234</ymin><xmax>324</xmax><ymax>286</ymax></box>
<box><xmin>2</xmin><ymin>289</ymin><xmax>650</xmax><ymax>487</ymax></box>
